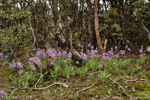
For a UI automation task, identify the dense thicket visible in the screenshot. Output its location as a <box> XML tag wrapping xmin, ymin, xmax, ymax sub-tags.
<box><xmin>0</xmin><ymin>0</ymin><xmax>150</xmax><ymax>57</ymax></box>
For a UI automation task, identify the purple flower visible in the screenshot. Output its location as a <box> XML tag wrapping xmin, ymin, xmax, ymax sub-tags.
<box><xmin>78</xmin><ymin>44</ymin><xmax>81</xmax><ymax>47</ymax></box>
<box><xmin>125</xmin><ymin>45</ymin><xmax>128</xmax><ymax>49</ymax></box>
<box><xmin>119</xmin><ymin>50</ymin><xmax>126</xmax><ymax>55</ymax></box>
<box><xmin>88</xmin><ymin>43</ymin><xmax>91</xmax><ymax>47</ymax></box>
<box><xmin>57</xmin><ymin>52</ymin><xmax>62</xmax><ymax>56</ymax></box>
<box><xmin>67</xmin><ymin>52</ymin><xmax>72</xmax><ymax>58</ymax></box>
<box><xmin>87</xmin><ymin>50</ymin><xmax>90</xmax><ymax>53</ymax></box>
<box><xmin>17</xmin><ymin>62</ymin><xmax>23</xmax><ymax>69</ymax></box>
<box><xmin>26</xmin><ymin>52</ymin><xmax>29</xmax><ymax>56</ymax></box>
<box><xmin>51</xmin><ymin>53</ymin><xmax>56</xmax><ymax>58</ymax></box>
<box><xmin>11</xmin><ymin>62</ymin><xmax>17</xmax><ymax>68</ymax></box>
<box><xmin>0</xmin><ymin>91</ymin><xmax>7</xmax><ymax>96</ymax></box>
<box><xmin>36</xmin><ymin>60</ymin><xmax>41</xmax><ymax>65</ymax></box>
<box><xmin>115</xmin><ymin>46</ymin><xmax>117</xmax><ymax>50</ymax></box>
<box><xmin>91</xmin><ymin>46</ymin><xmax>94</xmax><ymax>49</ymax></box>
<box><xmin>81</xmin><ymin>45</ymin><xmax>84</xmax><ymax>48</ymax></box>
<box><xmin>29</xmin><ymin>57</ymin><xmax>34</xmax><ymax>61</ymax></box>
<box><xmin>81</xmin><ymin>49</ymin><xmax>84</xmax><ymax>52</ymax></box>
<box><xmin>99</xmin><ymin>64</ymin><xmax>103</xmax><ymax>68</ymax></box>
<box><xmin>4</xmin><ymin>56</ymin><xmax>8</xmax><ymax>59</ymax></box>
<box><xmin>113</xmin><ymin>63</ymin><xmax>116</xmax><ymax>66</ymax></box>
<box><xmin>30</xmin><ymin>65</ymin><xmax>35</xmax><ymax>70</ymax></box>
<box><xmin>128</xmin><ymin>48</ymin><xmax>131</xmax><ymax>51</ymax></box>
<box><xmin>0</xmin><ymin>53</ymin><xmax>3</xmax><ymax>56</ymax></box>
<box><xmin>75</xmin><ymin>61</ymin><xmax>79</xmax><ymax>64</ymax></box>
<box><xmin>114</xmin><ymin>54</ymin><xmax>119</xmax><ymax>58</ymax></box>
<box><xmin>0</xmin><ymin>91</ymin><xmax>5</xmax><ymax>95</ymax></box>
<box><xmin>64</xmin><ymin>60</ymin><xmax>67</xmax><ymax>63</ymax></box>
<box><xmin>139</xmin><ymin>46</ymin><xmax>143</xmax><ymax>53</ymax></box>
<box><xmin>20</xmin><ymin>71</ymin><xmax>23</xmax><ymax>74</ymax></box>
<box><xmin>82</xmin><ymin>53</ymin><xmax>87</xmax><ymax>60</ymax></box>
<box><xmin>62</xmin><ymin>51</ymin><xmax>67</xmax><ymax>55</ymax></box>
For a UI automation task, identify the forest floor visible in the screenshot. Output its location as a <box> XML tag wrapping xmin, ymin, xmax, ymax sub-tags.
<box><xmin>1</xmin><ymin>55</ymin><xmax>150</xmax><ymax>100</ymax></box>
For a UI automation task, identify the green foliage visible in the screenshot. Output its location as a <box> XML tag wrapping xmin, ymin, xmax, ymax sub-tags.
<box><xmin>98</xmin><ymin>71</ymin><xmax>110</xmax><ymax>84</ymax></box>
<box><xmin>15</xmin><ymin>71</ymin><xmax>38</xmax><ymax>88</ymax></box>
<box><xmin>137</xmin><ymin>56</ymin><xmax>147</xmax><ymax>65</ymax></box>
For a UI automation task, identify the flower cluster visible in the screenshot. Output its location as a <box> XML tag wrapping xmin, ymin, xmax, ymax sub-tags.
<box><xmin>11</xmin><ymin>60</ymin><xmax>23</xmax><ymax>69</ymax></box>
<box><xmin>0</xmin><ymin>52</ymin><xmax>8</xmax><ymax>59</ymax></box>
<box><xmin>139</xmin><ymin>46</ymin><xmax>146</xmax><ymax>57</ymax></box>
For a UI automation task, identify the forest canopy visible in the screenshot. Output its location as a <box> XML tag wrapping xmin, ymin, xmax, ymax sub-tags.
<box><xmin>0</xmin><ymin>0</ymin><xmax>150</xmax><ymax>56</ymax></box>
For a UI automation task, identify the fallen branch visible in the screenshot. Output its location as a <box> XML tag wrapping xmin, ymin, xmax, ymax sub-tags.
<box><xmin>88</xmin><ymin>71</ymin><xmax>101</xmax><ymax>76</ymax></box>
<box><xmin>132</xmin><ymin>96</ymin><xmax>150</xmax><ymax>100</ymax></box>
<box><xmin>109</xmin><ymin>78</ymin><xmax>132</xmax><ymax>99</ymax></box>
<box><xmin>121</xmin><ymin>78</ymin><xmax>150</xmax><ymax>83</ymax></box>
<box><xmin>76</xmin><ymin>84</ymin><xmax>94</xmax><ymax>94</ymax></box>
<box><xmin>28</xmin><ymin>17</ymin><xmax>36</xmax><ymax>53</ymax></box>
<box><xmin>10</xmin><ymin>86</ymin><xmax>22</xmax><ymax>95</ymax></box>
<box><xmin>32</xmin><ymin>82</ymin><xmax>69</xmax><ymax>90</ymax></box>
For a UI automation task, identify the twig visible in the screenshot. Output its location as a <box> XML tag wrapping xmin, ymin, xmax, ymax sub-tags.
<box><xmin>88</xmin><ymin>71</ymin><xmax>101</xmax><ymax>76</ymax></box>
<box><xmin>109</xmin><ymin>78</ymin><xmax>132</xmax><ymax>99</ymax></box>
<box><xmin>76</xmin><ymin>84</ymin><xmax>94</xmax><ymax>94</ymax></box>
<box><xmin>121</xmin><ymin>78</ymin><xmax>150</xmax><ymax>83</ymax></box>
<box><xmin>104</xmin><ymin>39</ymin><xmax>108</xmax><ymax>52</ymax></box>
<box><xmin>34</xmin><ymin>68</ymin><xmax>43</xmax><ymax>88</ymax></box>
<box><xmin>28</xmin><ymin>17</ymin><xmax>36</xmax><ymax>52</ymax></box>
<box><xmin>32</xmin><ymin>82</ymin><xmax>69</xmax><ymax>90</ymax></box>
<box><xmin>132</xmin><ymin>96</ymin><xmax>150</xmax><ymax>100</ymax></box>
<box><xmin>11</xmin><ymin>86</ymin><xmax>22</xmax><ymax>95</ymax></box>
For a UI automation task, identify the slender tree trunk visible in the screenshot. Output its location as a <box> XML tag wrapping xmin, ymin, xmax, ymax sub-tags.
<box><xmin>94</xmin><ymin>0</ymin><xmax>103</xmax><ymax>54</ymax></box>
<box><xmin>87</xmin><ymin>0</ymin><xmax>94</xmax><ymax>44</ymax></box>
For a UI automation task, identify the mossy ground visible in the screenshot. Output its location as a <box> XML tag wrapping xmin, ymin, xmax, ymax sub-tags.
<box><xmin>1</xmin><ymin>57</ymin><xmax>150</xmax><ymax>100</ymax></box>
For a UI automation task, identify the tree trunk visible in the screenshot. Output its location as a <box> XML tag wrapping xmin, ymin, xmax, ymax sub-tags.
<box><xmin>87</xmin><ymin>0</ymin><xmax>94</xmax><ymax>45</ymax></box>
<box><xmin>94</xmin><ymin>0</ymin><xmax>104</xmax><ymax>54</ymax></box>
<box><xmin>140</xmin><ymin>20</ymin><xmax>150</xmax><ymax>41</ymax></box>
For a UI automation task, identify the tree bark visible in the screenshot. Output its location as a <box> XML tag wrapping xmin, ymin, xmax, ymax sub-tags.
<box><xmin>94</xmin><ymin>0</ymin><xmax>104</xmax><ymax>54</ymax></box>
<box><xmin>140</xmin><ymin>20</ymin><xmax>150</xmax><ymax>41</ymax></box>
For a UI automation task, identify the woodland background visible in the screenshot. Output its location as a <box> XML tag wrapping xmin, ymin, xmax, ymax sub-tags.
<box><xmin>0</xmin><ymin>0</ymin><xmax>150</xmax><ymax>57</ymax></box>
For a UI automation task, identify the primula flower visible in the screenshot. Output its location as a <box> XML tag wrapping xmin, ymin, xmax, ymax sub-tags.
<box><xmin>17</xmin><ymin>62</ymin><xmax>23</xmax><ymax>69</ymax></box>
<box><xmin>125</xmin><ymin>45</ymin><xmax>128</xmax><ymax>49</ymax></box>
<box><xmin>81</xmin><ymin>45</ymin><xmax>84</xmax><ymax>48</ymax></box>
<box><xmin>139</xmin><ymin>49</ymin><xmax>143</xmax><ymax>53</ymax></box>
<box><xmin>57</xmin><ymin>52</ymin><xmax>62</xmax><ymax>56</ymax></box>
<box><xmin>115</xmin><ymin>46</ymin><xmax>117</xmax><ymax>50</ymax></box>
<box><xmin>99</xmin><ymin>64</ymin><xmax>103</xmax><ymax>68</ymax></box>
<box><xmin>128</xmin><ymin>48</ymin><xmax>131</xmax><ymax>51</ymax></box>
<box><xmin>91</xmin><ymin>46</ymin><xmax>94</xmax><ymax>49</ymax></box>
<box><xmin>119</xmin><ymin>50</ymin><xmax>126</xmax><ymax>55</ymax></box>
<box><xmin>51</xmin><ymin>53</ymin><xmax>56</xmax><ymax>58</ymax></box>
<box><xmin>11</xmin><ymin>62</ymin><xmax>17</xmax><ymax>68</ymax></box>
<box><xmin>30</xmin><ymin>65</ymin><xmax>35</xmax><ymax>70</ymax></box>
<box><xmin>29</xmin><ymin>57</ymin><xmax>34</xmax><ymax>61</ymax></box>
<box><xmin>82</xmin><ymin>53</ymin><xmax>87</xmax><ymax>60</ymax></box>
<box><xmin>0</xmin><ymin>91</ymin><xmax>7</xmax><ymax>96</ymax></box>
<box><xmin>88</xmin><ymin>43</ymin><xmax>91</xmax><ymax>47</ymax></box>
<box><xmin>139</xmin><ymin>46</ymin><xmax>143</xmax><ymax>54</ymax></box>
<box><xmin>64</xmin><ymin>60</ymin><xmax>67</xmax><ymax>63</ymax></box>
<box><xmin>81</xmin><ymin>49</ymin><xmax>84</xmax><ymax>52</ymax></box>
<box><xmin>0</xmin><ymin>53</ymin><xmax>3</xmax><ymax>56</ymax></box>
<box><xmin>78</xmin><ymin>44</ymin><xmax>81</xmax><ymax>47</ymax></box>
<box><xmin>4</xmin><ymin>56</ymin><xmax>8</xmax><ymax>59</ymax></box>
<box><xmin>36</xmin><ymin>60</ymin><xmax>41</xmax><ymax>65</ymax></box>
<box><xmin>62</xmin><ymin>51</ymin><xmax>67</xmax><ymax>55</ymax></box>
<box><xmin>113</xmin><ymin>63</ymin><xmax>116</xmax><ymax>66</ymax></box>
<box><xmin>20</xmin><ymin>71</ymin><xmax>23</xmax><ymax>74</ymax></box>
<box><xmin>67</xmin><ymin>52</ymin><xmax>72</xmax><ymax>58</ymax></box>
<box><xmin>114</xmin><ymin>54</ymin><xmax>119</xmax><ymax>58</ymax></box>
<box><xmin>75</xmin><ymin>61</ymin><xmax>79</xmax><ymax>64</ymax></box>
